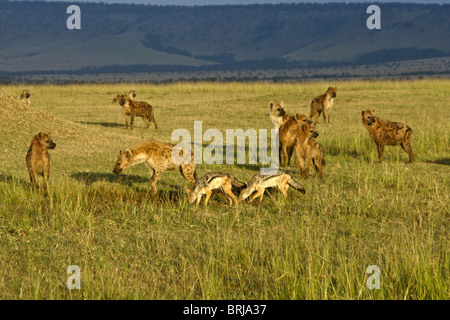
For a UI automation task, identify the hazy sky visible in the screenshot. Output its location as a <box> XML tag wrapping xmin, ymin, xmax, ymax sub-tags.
<box><xmin>17</xmin><ymin>0</ymin><xmax>450</xmax><ymax>5</ymax></box>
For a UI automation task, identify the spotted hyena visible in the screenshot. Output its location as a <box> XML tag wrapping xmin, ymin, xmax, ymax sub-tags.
<box><xmin>113</xmin><ymin>140</ymin><xmax>196</xmax><ymax>196</ymax></box>
<box><xmin>113</xmin><ymin>94</ymin><xmax>158</xmax><ymax>129</ymax></box>
<box><xmin>26</xmin><ymin>132</ymin><xmax>56</xmax><ymax>193</ymax></box>
<box><xmin>310</xmin><ymin>87</ymin><xmax>337</xmax><ymax>124</ymax></box>
<box><xmin>20</xmin><ymin>89</ymin><xmax>31</xmax><ymax>105</ymax></box>
<box><xmin>269</xmin><ymin>101</ymin><xmax>290</xmax><ymax>129</ymax></box>
<box><xmin>361</xmin><ymin>109</ymin><xmax>414</xmax><ymax>164</ymax></box>
<box><xmin>293</xmin><ymin>121</ymin><xmax>321</xmax><ymax>178</ymax></box>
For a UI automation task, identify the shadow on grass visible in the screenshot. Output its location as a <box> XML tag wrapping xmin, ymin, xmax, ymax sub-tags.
<box><xmin>0</xmin><ymin>174</ymin><xmax>30</xmax><ymax>188</ymax></box>
<box><xmin>71</xmin><ymin>172</ymin><xmax>150</xmax><ymax>186</ymax></box>
<box><xmin>77</xmin><ymin>121</ymin><xmax>125</xmax><ymax>128</ymax></box>
<box><xmin>426</xmin><ymin>158</ymin><xmax>450</xmax><ymax>166</ymax></box>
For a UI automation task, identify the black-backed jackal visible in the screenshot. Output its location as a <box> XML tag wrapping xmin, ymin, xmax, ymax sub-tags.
<box><xmin>185</xmin><ymin>172</ymin><xmax>246</xmax><ymax>207</ymax></box>
<box><xmin>239</xmin><ymin>172</ymin><xmax>305</xmax><ymax>203</ymax></box>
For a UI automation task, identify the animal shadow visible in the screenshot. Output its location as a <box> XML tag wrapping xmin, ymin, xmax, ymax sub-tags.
<box><xmin>71</xmin><ymin>172</ymin><xmax>150</xmax><ymax>186</ymax></box>
<box><xmin>0</xmin><ymin>174</ymin><xmax>31</xmax><ymax>188</ymax></box>
<box><xmin>78</xmin><ymin>121</ymin><xmax>124</xmax><ymax>128</ymax></box>
<box><xmin>426</xmin><ymin>158</ymin><xmax>450</xmax><ymax>166</ymax></box>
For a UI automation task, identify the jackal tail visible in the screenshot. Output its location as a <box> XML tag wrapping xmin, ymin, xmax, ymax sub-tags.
<box><xmin>288</xmin><ymin>177</ymin><xmax>306</xmax><ymax>194</ymax></box>
<box><xmin>230</xmin><ymin>176</ymin><xmax>246</xmax><ymax>189</ymax></box>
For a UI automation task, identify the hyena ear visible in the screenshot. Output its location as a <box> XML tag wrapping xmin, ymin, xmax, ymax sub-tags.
<box><xmin>125</xmin><ymin>149</ymin><xmax>132</xmax><ymax>158</ymax></box>
<box><xmin>361</xmin><ymin>110</ymin><xmax>365</xmax><ymax>117</ymax></box>
<box><xmin>269</xmin><ymin>101</ymin><xmax>274</xmax><ymax>111</ymax></box>
<box><xmin>372</xmin><ymin>109</ymin><xmax>376</xmax><ymax>114</ymax></box>
<box><xmin>279</xmin><ymin>101</ymin><xmax>284</xmax><ymax>107</ymax></box>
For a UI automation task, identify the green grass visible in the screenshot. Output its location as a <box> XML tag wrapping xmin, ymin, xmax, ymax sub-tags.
<box><xmin>0</xmin><ymin>79</ymin><xmax>448</xmax><ymax>299</ymax></box>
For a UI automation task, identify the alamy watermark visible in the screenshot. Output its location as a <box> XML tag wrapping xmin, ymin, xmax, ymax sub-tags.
<box><xmin>67</xmin><ymin>265</ymin><xmax>81</xmax><ymax>290</ymax></box>
<box><xmin>171</xmin><ymin>121</ymin><xmax>280</xmax><ymax>175</ymax></box>
<box><xmin>366</xmin><ymin>265</ymin><xmax>381</xmax><ymax>289</ymax></box>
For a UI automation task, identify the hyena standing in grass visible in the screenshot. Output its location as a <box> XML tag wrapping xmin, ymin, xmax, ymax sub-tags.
<box><xmin>361</xmin><ymin>109</ymin><xmax>414</xmax><ymax>164</ymax></box>
<box><xmin>293</xmin><ymin>121</ymin><xmax>324</xmax><ymax>178</ymax></box>
<box><xmin>26</xmin><ymin>132</ymin><xmax>56</xmax><ymax>193</ymax></box>
<box><xmin>20</xmin><ymin>89</ymin><xmax>31</xmax><ymax>105</ymax></box>
<box><xmin>113</xmin><ymin>94</ymin><xmax>158</xmax><ymax>129</ymax></box>
<box><xmin>310</xmin><ymin>87</ymin><xmax>337</xmax><ymax>124</ymax></box>
<box><xmin>113</xmin><ymin>140</ymin><xmax>196</xmax><ymax>196</ymax></box>
<box><xmin>278</xmin><ymin>113</ymin><xmax>310</xmax><ymax>167</ymax></box>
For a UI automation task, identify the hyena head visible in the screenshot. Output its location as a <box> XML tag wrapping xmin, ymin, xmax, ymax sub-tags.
<box><xmin>269</xmin><ymin>101</ymin><xmax>286</xmax><ymax>117</ymax></box>
<box><xmin>361</xmin><ymin>109</ymin><xmax>377</xmax><ymax>126</ymax></box>
<box><xmin>36</xmin><ymin>132</ymin><xmax>56</xmax><ymax>149</ymax></box>
<box><xmin>128</xmin><ymin>90</ymin><xmax>136</xmax><ymax>99</ymax></box>
<box><xmin>113</xmin><ymin>94</ymin><xmax>128</xmax><ymax>105</ymax></box>
<box><xmin>294</xmin><ymin>113</ymin><xmax>309</xmax><ymax>124</ymax></box>
<box><xmin>302</xmin><ymin>121</ymin><xmax>319</xmax><ymax>139</ymax></box>
<box><xmin>113</xmin><ymin>149</ymin><xmax>133</xmax><ymax>174</ymax></box>
<box><xmin>327</xmin><ymin>87</ymin><xmax>337</xmax><ymax>98</ymax></box>
<box><xmin>23</xmin><ymin>89</ymin><xmax>31</xmax><ymax>98</ymax></box>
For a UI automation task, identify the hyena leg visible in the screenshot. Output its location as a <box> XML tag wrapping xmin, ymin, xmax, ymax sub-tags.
<box><xmin>150</xmin><ymin>170</ymin><xmax>162</xmax><ymax>196</ymax></box>
<box><xmin>29</xmin><ymin>170</ymin><xmax>40</xmax><ymax>190</ymax></box>
<box><xmin>151</xmin><ymin>115</ymin><xmax>158</xmax><ymax>129</ymax></box>
<box><xmin>287</xmin><ymin>147</ymin><xmax>294</xmax><ymax>167</ymax></box>
<box><xmin>282</xmin><ymin>145</ymin><xmax>289</xmax><ymax>167</ymax></box>
<box><xmin>130</xmin><ymin>113</ymin><xmax>135</xmax><ymax>129</ymax></box>
<box><xmin>310</xmin><ymin>105</ymin><xmax>317</xmax><ymax>120</ymax></box>
<box><xmin>401</xmin><ymin>141</ymin><xmax>415</xmax><ymax>164</ymax></box>
<box><xmin>376</xmin><ymin>142</ymin><xmax>385</xmax><ymax>163</ymax></box>
<box><xmin>297</xmin><ymin>157</ymin><xmax>306</xmax><ymax>178</ymax></box>
<box><xmin>42</xmin><ymin>170</ymin><xmax>49</xmax><ymax>193</ymax></box>
<box><xmin>142</xmin><ymin>116</ymin><xmax>152</xmax><ymax>129</ymax></box>
<box><xmin>322</xmin><ymin>108</ymin><xmax>327</xmax><ymax>123</ymax></box>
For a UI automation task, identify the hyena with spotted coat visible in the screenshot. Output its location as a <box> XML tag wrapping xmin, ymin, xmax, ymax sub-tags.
<box><xmin>20</xmin><ymin>89</ymin><xmax>31</xmax><ymax>105</ymax></box>
<box><xmin>26</xmin><ymin>132</ymin><xmax>56</xmax><ymax>192</ymax></box>
<box><xmin>113</xmin><ymin>94</ymin><xmax>158</xmax><ymax>129</ymax></box>
<box><xmin>310</xmin><ymin>87</ymin><xmax>337</xmax><ymax>124</ymax></box>
<box><xmin>361</xmin><ymin>109</ymin><xmax>414</xmax><ymax>164</ymax></box>
<box><xmin>113</xmin><ymin>140</ymin><xmax>196</xmax><ymax>196</ymax></box>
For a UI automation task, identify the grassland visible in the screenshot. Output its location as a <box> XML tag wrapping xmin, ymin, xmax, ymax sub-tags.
<box><xmin>0</xmin><ymin>79</ymin><xmax>448</xmax><ymax>299</ymax></box>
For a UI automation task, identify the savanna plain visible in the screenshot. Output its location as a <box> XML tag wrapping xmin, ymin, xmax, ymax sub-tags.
<box><xmin>0</xmin><ymin>79</ymin><xmax>448</xmax><ymax>299</ymax></box>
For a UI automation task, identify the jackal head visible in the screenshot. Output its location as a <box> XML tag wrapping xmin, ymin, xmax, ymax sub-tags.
<box><xmin>301</xmin><ymin>121</ymin><xmax>319</xmax><ymax>139</ymax></box>
<box><xmin>35</xmin><ymin>132</ymin><xmax>56</xmax><ymax>149</ymax></box>
<box><xmin>239</xmin><ymin>186</ymin><xmax>254</xmax><ymax>201</ymax></box>
<box><xmin>113</xmin><ymin>149</ymin><xmax>133</xmax><ymax>174</ymax></box>
<box><xmin>184</xmin><ymin>185</ymin><xmax>200</xmax><ymax>204</ymax></box>
<box><xmin>361</xmin><ymin>109</ymin><xmax>376</xmax><ymax>126</ymax></box>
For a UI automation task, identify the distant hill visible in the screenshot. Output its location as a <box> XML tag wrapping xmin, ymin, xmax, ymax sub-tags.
<box><xmin>0</xmin><ymin>1</ymin><xmax>449</xmax><ymax>77</ymax></box>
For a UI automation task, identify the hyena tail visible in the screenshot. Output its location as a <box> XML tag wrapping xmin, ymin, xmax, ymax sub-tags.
<box><xmin>288</xmin><ymin>177</ymin><xmax>306</xmax><ymax>194</ymax></box>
